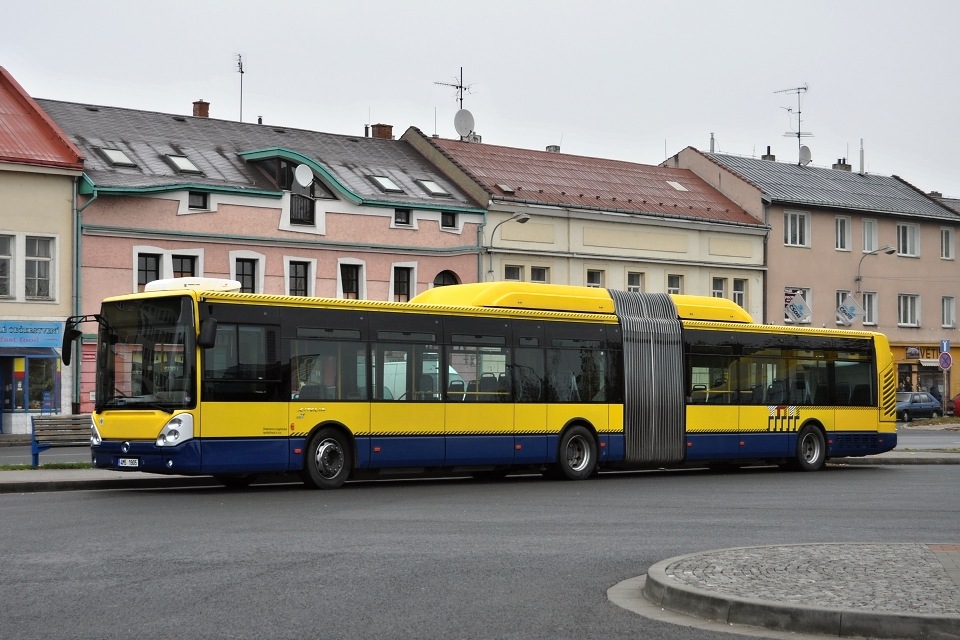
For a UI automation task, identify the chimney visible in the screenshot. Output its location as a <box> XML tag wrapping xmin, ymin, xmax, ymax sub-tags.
<box><xmin>832</xmin><ymin>157</ymin><xmax>852</xmax><ymax>171</ymax></box>
<box><xmin>371</xmin><ymin>123</ymin><xmax>393</xmax><ymax>140</ymax></box>
<box><xmin>192</xmin><ymin>99</ymin><xmax>209</xmax><ymax>118</ymax></box>
<box><xmin>546</xmin><ymin>145</ymin><xmax>560</xmax><ymax>153</ymax></box>
<box><xmin>761</xmin><ymin>145</ymin><xmax>776</xmax><ymax>161</ymax></box>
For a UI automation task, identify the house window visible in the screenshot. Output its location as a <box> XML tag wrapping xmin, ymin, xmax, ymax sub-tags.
<box><xmin>393</xmin><ymin>267</ymin><xmax>412</xmax><ymax>302</ymax></box>
<box><xmin>166</xmin><ymin>155</ymin><xmax>201</xmax><ymax>174</ymax></box>
<box><xmin>188</xmin><ymin>192</ymin><xmax>208</xmax><ymax>210</ymax></box>
<box><xmin>711</xmin><ymin>277</ymin><xmax>727</xmax><ymax>298</ymax></box>
<box><xmin>394</xmin><ymin>209</ymin><xmax>411</xmax><ymax>225</ymax></box>
<box><xmin>289</xmin><ymin>261</ymin><xmax>309</xmax><ymax>296</ymax></box>
<box><xmin>0</xmin><ymin>236</ymin><xmax>11</xmax><ymax>297</ymax></box>
<box><xmin>172</xmin><ymin>255</ymin><xmax>196</xmax><ymax>278</ymax></box>
<box><xmin>784</xmin><ymin>210</ymin><xmax>809</xmax><ymax>247</ymax></box>
<box><xmin>369</xmin><ymin>175</ymin><xmax>403</xmax><ymax>193</ymax></box>
<box><xmin>433</xmin><ymin>271</ymin><xmax>459</xmax><ymax>287</ymax></box>
<box><xmin>941</xmin><ymin>228</ymin><xmax>955</xmax><ymax>260</ymax></box>
<box><xmin>667</xmin><ymin>274</ymin><xmax>683</xmax><ymax>295</ymax></box>
<box><xmin>586</xmin><ymin>269</ymin><xmax>604</xmax><ymax>288</ymax></box>
<box><xmin>862</xmin><ymin>219</ymin><xmax>878</xmax><ymax>252</ymax></box>
<box><xmin>531</xmin><ymin>267</ymin><xmax>549</xmax><ymax>284</ymax></box>
<box><xmin>99</xmin><ymin>147</ymin><xmax>136</xmax><ymax>167</ymax></box>
<box><xmin>441</xmin><ymin>211</ymin><xmax>457</xmax><ymax>229</ymax></box>
<box><xmin>341</xmin><ymin>264</ymin><xmax>361</xmax><ymax>299</ymax></box>
<box><xmin>784</xmin><ymin>287</ymin><xmax>812</xmax><ymax>324</ymax></box>
<box><xmin>3</xmin><ymin>355</ymin><xmax>60</xmax><ymax>413</ymax></box>
<box><xmin>504</xmin><ymin>265</ymin><xmax>523</xmax><ymax>281</ymax></box>
<box><xmin>733</xmin><ymin>279</ymin><xmax>747</xmax><ymax>308</ymax></box>
<box><xmin>943</xmin><ymin>296</ymin><xmax>956</xmax><ymax>328</ymax></box>
<box><xmin>898</xmin><ymin>294</ymin><xmax>919</xmax><ymax>327</ymax></box>
<box><xmin>627</xmin><ymin>271</ymin><xmax>643</xmax><ymax>293</ymax></box>
<box><xmin>138</xmin><ymin>253</ymin><xmax>161</xmax><ymax>292</ymax></box>
<box><xmin>236</xmin><ymin>259</ymin><xmax>257</xmax><ymax>293</ymax></box>
<box><xmin>862</xmin><ymin>292</ymin><xmax>877</xmax><ymax>325</ymax></box>
<box><xmin>897</xmin><ymin>223</ymin><xmax>919</xmax><ymax>257</ymax></box>
<box><xmin>25</xmin><ymin>237</ymin><xmax>53</xmax><ymax>299</ymax></box>
<box><xmin>835</xmin><ymin>216</ymin><xmax>851</xmax><ymax>251</ymax></box>
<box><xmin>835</xmin><ymin>290</ymin><xmax>851</xmax><ymax>325</ymax></box>
<box><xmin>290</xmin><ymin>194</ymin><xmax>315</xmax><ymax>226</ymax></box>
<box><xmin>416</xmin><ymin>179</ymin><xmax>450</xmax><ymax>197</ymax></box>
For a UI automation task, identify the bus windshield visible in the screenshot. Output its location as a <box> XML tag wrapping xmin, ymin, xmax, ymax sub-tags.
<box><xmin>96</xmin><ymin>296</ymin><xmax>196</xmax><ymax>412</ymax></box>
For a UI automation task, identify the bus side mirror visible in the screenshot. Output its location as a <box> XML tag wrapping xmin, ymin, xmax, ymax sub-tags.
<box><xmin>198</xmin><ymin>317</ymin><xmax>218</xmax><ymax>349</ymax></box>
<box><xmin>61</xmin><ymin>328</ymin><xmax>82</xmax><ymax>366</ymax></box>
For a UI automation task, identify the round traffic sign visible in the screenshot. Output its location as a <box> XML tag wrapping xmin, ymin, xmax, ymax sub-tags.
<box><xmin>939</xmin><ymin>351</ymin><xmax>952</xmax><ymax>371</ymax></box>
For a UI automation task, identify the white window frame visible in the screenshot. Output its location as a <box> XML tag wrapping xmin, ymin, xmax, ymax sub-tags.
<box><xmin>132</xmin><ymin>246</ymin><xmax>205</xmax><ymax>292</ymax></box>
<box><xmin>897</xmin><ymin>223</ymin><xmax>920</xmax><ymax>257</ymax></box>
<box><xmin>390</xmin><ymin>262</ymin><xmax>417</xmax><ymax>302</ymax></box>
<box><xmin>711</xmin><ymin>277</ymin><xmax>727</xmax><ymax>298</ymax></box>
<box><xmin>862</xmin><ymin>291</ymin><xmax>878</xmax><ymax>326</ymax></box>
<box><xmin>835</xmin><ymin>216</ymin><xmax>851</xmax><ymax>251</ymax></box>
<box><xmin>24</xmin><ymin>236</ymin><xmax>55</xmax><ymax>301</ymax></box>
<box><xmin>667</xmin><ymin>274</ymin><xmax>683</xmax><ymax>295</ymax></box>
<box><xmin>336</xmin><ymin>257</ymin><xmax>366</xmax><ymax>300</ymax></box>
<box><xmin>626</xmin><ymin>271</ymin><xmax>644</xmax><ymax>293</ymax></box>
<box><xmin>862</xmin><ymin>219</ymin><xmax>878</xmax><ymax>252</ymax></box>
<box><xmin>230</xmin><ymin>249</ymin><xmax>265</xmax><ymax>294</ymax></box>
<box><xmin>530</xmin><ymin>266</ymin><xmax>549</xmax><ymax>284</ymax></box>
<box><xmin>284</xmin><ymin>256</ymin><xmax>316</xmax><ymax>297</ymax></box>
<box><xmin>784</xmin><ymin>210</ymin><xmax>810</xmax><ymax>247</ymax></box>
<box><xmin>835</xmin><ymin>290</ymin><xmax>851</xmax><ymax>325</ymax></box>
<box><xmin>0</xmin><ymin>234</ymin><xmax>12</xmax><ymax>299</ymax></box>
<box><xmin>586</xmin><ymin>269</ymin><xmax>605</xmax><ymax>288</ymax></box>
<box><xmin>942</xmin><ymin>296</ymin><xmax>956</xmax><ymax>328</ymax></box>
<box><xmin>897</xmin><ymin>293</ymin><xmax>920</xmax><ymax>327</ymax></box>
<box><xmin>941</xmin><ymin>228</ymin><xmax>955</xmax><ymax>260</ymax></box>
<box><xmin>504</xmin><ymin>265</ymin><xmax>523</xmax><ymax>281</ymax></box>
<box><xmin>733</xmin><ymin>279</ymin><xmax>747</xmax><ymax>309</ymax></box>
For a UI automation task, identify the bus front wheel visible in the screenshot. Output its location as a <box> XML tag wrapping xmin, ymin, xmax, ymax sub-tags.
<box><xmin>555</xmin><ymin>426</ymin><xmax>597</xmax><ymax>480</ymax></box>
<box><xmin>794</xmin><ymin>425</ymin><xmax>826</xmax><ymax>472</ymax></box>
<box><xmin>303</xmin><ymin>428</ymin><xmax>353</xmax><ymax>489</ymax></box>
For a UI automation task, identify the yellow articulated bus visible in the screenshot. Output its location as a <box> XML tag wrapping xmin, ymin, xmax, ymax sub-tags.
<box><xmin>62</xmin><ymin>279</ymin><xmax>897</xmax><ymax>489</ymax></box>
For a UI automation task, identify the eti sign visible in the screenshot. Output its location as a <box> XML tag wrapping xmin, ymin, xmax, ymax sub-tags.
<box><xmin>784</xmin><ymin>290</ymin><xmax>812</xmax><ymax>323</ymax></box>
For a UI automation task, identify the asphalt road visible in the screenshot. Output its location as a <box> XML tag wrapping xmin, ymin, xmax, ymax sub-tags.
<box><xmin>1</xmin><ymin>464</ymin><xmax>957</xmax><ymax>640</ymax></box>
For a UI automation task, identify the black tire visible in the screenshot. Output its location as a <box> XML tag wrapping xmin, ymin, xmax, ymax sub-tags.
<box><xmin>794</xmin><ymin>425</ymin><xmax>826</xmax><ymax>472</ymax></box>
<box><xmin>555</xmin><ymin>426</ymin><xmax>597</xmax><ymax>480</ymax></box>
<box><xmin>216</xmin><ymin>474</ymin><xmax>256</xmax><ymax>488</ymax></box>
<box><xmin>932</xmin><ymin>409</ymin><xmax>942</xmax><ymax>418</ymax></box>
<box><xmin>902</xmin><ymin>410</ymin><xmax>912</xmax><ymax>423</ymax></box>
<box><xmin>303</xmin><ymin>427</ymin><xmax>352</xmax><ymax>489</ymax></box>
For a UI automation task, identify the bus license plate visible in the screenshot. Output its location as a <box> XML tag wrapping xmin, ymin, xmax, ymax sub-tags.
<box><xmin>118</xmin><ymin>457</ymin><xmax>139</xmax><ymax>468</ymax></box>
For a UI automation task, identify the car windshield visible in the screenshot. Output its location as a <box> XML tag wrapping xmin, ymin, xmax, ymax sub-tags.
<box><xmin>896</xmin><ymin>392</ymin><xmax>912</xmax><ymax>402</ymax></box>
<box><xmin>95</xmin><ymin>296</ymin><xmax>196</xmax><ymax>412</ymax></box>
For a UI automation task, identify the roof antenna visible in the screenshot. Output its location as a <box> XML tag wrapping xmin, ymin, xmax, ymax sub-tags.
<box><xmin>775</xmin><ymin>83</ymin><xmax>813</xmax><ymax>163</ymax></box>
<box><xmin>434</xmin><ymin>67</ymin><xmax>473</xmax><ymax>110</ymax></box>
<box><xmin>237</xmin><ymin>54</ymin><xmax>245</xmax><ymax>122</ymax></box>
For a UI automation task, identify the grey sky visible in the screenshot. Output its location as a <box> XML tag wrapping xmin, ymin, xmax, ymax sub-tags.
<box><xmin>6</xmin><ymin>0</ymin><xmax>959</xmax><ymax>197</ymax></box>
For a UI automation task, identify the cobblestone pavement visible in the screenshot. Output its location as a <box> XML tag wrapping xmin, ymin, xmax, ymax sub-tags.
<box><xmin>638</xmin><ymin>543</ymin><xmax>960</xmax><ymax>639</ymax></box>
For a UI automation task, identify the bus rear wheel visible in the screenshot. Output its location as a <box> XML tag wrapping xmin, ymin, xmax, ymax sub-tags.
<box><xmin>303</xmin><ymin>428</ymin><xmax>352</xmax><ymax>489</ymax></box>
<box><xmin>794</xmin><ymin>425</ymin><xmax>826</xmax><ymax>472</ymax></box>
<box><xmin>555</xmin><ymin>426</ymin><xmax>597</xmax><ymax>480</ymax></box>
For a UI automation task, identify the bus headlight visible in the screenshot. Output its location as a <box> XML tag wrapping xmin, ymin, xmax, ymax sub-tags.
<box><xmin>156</xmin><ymin>414</ymin><xmax>194</xmax><ymax>447</ymax></box>
<box><xmin>91</xmin><ymin>424</ymin><xmax>102</xmax><ymax>446</ymax></box>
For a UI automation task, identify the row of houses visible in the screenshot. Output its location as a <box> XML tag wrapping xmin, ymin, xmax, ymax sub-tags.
<box><xmin>2</xmin><ymin>65</ymin><xmax>958</xmax><ymax>433</ymax></box>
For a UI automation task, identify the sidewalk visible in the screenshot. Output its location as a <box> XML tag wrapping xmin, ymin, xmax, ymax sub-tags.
<box><xmin>610</xmin><ymin>543</ymin><xmax>960</xmax><ymax>640</ymax></box>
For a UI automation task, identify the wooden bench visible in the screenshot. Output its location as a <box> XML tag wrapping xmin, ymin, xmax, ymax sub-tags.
<box><xmin>30</xmin><ymin>414</ymin><xmax>92</xmax><ymax>467</ymax></box>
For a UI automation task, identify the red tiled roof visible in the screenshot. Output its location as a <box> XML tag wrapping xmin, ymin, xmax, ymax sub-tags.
<box><xmin>0</xmin><ymin>67</ymin><xmax>83</xmax><ymax>170</ymax></box>
<box><xmin>425</xmin><ymin>132</ymin><xmax>759</xmax><ymax>226</ymax></box>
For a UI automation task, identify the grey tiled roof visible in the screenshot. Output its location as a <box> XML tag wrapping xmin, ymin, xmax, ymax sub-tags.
<box><xmin>35</xmin><ymin>99</ymin><xmax>480</xmax><ymax>210</ymax></box>
<box><xmin>705</xmin><ymin>152</ymin><xmax>958</xmax><ymax>221</ymax></box>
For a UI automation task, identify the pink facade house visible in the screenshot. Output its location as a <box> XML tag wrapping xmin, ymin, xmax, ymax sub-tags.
<box><xmin>37</xmin><ymin>101</ymin><xmax>484</xmax><ymax>413</ymax></box>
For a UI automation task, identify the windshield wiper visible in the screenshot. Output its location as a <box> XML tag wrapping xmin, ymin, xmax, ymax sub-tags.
<box><xmin>95</xmin><ymin>394</ymin><xmax>174</xmax><ymax>414</ymax></box>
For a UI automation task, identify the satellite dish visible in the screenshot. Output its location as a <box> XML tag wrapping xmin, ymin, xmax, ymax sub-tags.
<box><xmin>454</xmin><ymin>109</ymin><xmax>475</xmax><ymax>138</ymax></box>
<box><xmin>294</xmin><ymin>164</ymin><xmax>314</xmax><ymax>188</ymax></box>
<box><xmin>799</xmin><ymin>145</ymin><xmax>812</xmax><ymax>166</ymax></box>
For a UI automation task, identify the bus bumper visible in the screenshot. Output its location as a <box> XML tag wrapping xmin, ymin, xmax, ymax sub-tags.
<box><xmin>91</xmin><ymin>440</ymin><xmax>203</xmax><ymax>474</ymax></box>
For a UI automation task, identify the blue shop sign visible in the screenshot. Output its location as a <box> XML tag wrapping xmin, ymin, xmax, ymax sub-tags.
<box><xmin>0</xmin><ymin>321</ymin><xmax>63</xmax><ymax>349</ymax></box>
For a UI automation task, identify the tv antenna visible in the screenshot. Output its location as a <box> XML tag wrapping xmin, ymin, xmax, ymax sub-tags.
<box><xmin>775</xmin><ymin>83</ymin><xmax>812</xmax><ymax>162</ymax></box>
<box><xmin>237</xmin><ymin>54</ymin><xmax>245</xmax><ymax>122</ymax></box>
<box><xmin>434</xmin><ymin>67</ymin><xmax>474</xmax><ymax>110</ymax></box>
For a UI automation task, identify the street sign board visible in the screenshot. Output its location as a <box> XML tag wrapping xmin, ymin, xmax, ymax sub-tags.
<box><xmin>939</xmin><ymin>352</ymin><xmax>952</xmax><ymax>371</ymax></box>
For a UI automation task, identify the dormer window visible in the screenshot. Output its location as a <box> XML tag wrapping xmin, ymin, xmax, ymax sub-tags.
<box><xmin>167</xmin><ymin>154</ymin><xmax>202</xmax><ymax>174</ymax></box>
<box><xmin>416</xmin><ymin>179</ymin><xmax>450</xmax><ymax>197</ymax></box>
<box><xmin>370</xmin><ymin>175</ymin><xmax>403</xmax><ymax>193</ymax></box>
<box><xmin>100</xmin><ymin>147</ymin><xmax>136</xmax><ymax>167</ymax></box>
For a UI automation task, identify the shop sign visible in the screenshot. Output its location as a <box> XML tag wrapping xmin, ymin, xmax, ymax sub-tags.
<box><xmin>0</xmin><ymin>321</ymin><xmax>62</xmax><ymax>349</ymax></box>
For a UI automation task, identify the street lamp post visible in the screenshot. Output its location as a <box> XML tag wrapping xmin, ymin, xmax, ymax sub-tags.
<box><xmin>855</xmin><ymin>245</ymin><xmax>896</xmax><ymax>295</ymax></box>
<box><xmin>486</xmin><ymin>212</ymin><xmax>530</xmax><ymax>281</ymax></box>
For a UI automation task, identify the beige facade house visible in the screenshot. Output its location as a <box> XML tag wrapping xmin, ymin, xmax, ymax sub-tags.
<box><xmin>403</xmin><ymin>128</ymin><xmax>769</xmax><ymax>320</ymax></box>
<box><xmin>0</xmin><ymin>67</ymin><xmax>84</xmax><ymax>433</ymax></box>
<box><xmin>665</xmin><ymin>146</ymin><xmax>960</xmax><ymax>399</ymax></box>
